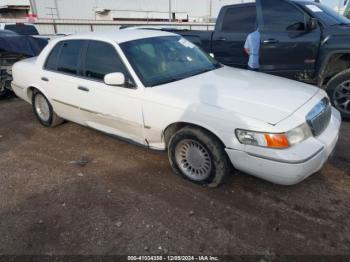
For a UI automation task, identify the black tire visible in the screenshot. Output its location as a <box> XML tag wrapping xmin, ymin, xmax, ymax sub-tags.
<box><xmin>325</xmin><ymin>69</ymin><xmax>350</xmax><ymax>120</ymax></box>
<box><xmin>168</xmin><ymin>126</ymin><xmax>231</xmax><ymax>187</ymax></box>
<box><xmin>32</xmin><ymin>90</ymin><xmax>63</xmax><ymax>127</ymax></box>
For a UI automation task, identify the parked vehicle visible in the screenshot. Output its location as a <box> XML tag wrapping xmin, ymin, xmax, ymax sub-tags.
<box><xmin>171</xmin><ymin>0</ymin><xmax>350</xmax><ymax>120</ymax></box>
<box><xmin>11</xmin><ymin>30</ymin><xmax>341</xmax><ymax>186</ymax></box>
<box><xmin>0</xmin><ymin>30</ymin><xmax>48</xmax><ymax>98</ymax></box>
<box><xmin>0</xmin><ymin>23</ymin><xmax>39</xmax><ymax>36</ymax></box>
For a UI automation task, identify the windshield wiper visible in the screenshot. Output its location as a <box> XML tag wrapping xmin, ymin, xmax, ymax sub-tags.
<box><xmin>186</xmin><ymin>67</ymin><xmax>217</xmax><ymax>78</ymax></box>
<box><xmin>150</xmin><ymin>77</ymin><xmax>185</xmax><ymax>87</ymax></box>
<box><xmin>150</xmin><ymin>67</ymin><xmax>218</xmax><ymax>87</ymax></box>
<box><xmin>332</xmin><ymin>22</ymin><xmax>350</xmax><ymax>26</ymax></box>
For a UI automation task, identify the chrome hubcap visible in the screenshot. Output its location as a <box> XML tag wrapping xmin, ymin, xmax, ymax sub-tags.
<box><xmin>35</xmin><ymin>94</ymin><xmax>50</xmax><ymax>122</ymax></box>
<box><xmin>175</xmin><ymin>139</ymin><xmax>212</xmax><ymax>181</ymax></box>
<box><xmin>334</xmin><ymin>80</ymin><xmax>350</xmax><ymax>114</ymax></box>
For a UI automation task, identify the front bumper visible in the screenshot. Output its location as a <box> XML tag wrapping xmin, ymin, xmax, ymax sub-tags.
<box><xmin>226</xmin><ymin>108</ymin><xmax>341</xmax><ymax>185</ymax></box>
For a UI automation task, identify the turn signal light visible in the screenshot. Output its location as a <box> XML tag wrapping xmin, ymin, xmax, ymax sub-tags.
<box><xmin>264</xmin><ymin>134</ymin><xmax>290</xmax><ymax>148</ymax></box>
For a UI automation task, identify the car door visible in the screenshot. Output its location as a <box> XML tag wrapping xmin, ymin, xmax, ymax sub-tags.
<box><xmin>41</xmin><ymin>40</ymin><xmax>88</xmax><ymax>124</ymax></box>
<box><xmin>75</xmin><ymin>40</ymin><xmax>145</xmax><ymax>144</ymax></box>
<box><xmin>212</xmin><ymin>4</ymin><xmax>257</xmax><ymax>68</ymax></box>
<box><xmin>256</xmin><ymin>0</ymin><xmax>321</xmax><ymax>78</ymax></box>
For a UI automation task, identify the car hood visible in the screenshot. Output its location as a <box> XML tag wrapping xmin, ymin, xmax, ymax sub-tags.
<box><xmin>149</xmin><ymin>66</ymin><xmax>319</xmax><ymax>125</ymax></box>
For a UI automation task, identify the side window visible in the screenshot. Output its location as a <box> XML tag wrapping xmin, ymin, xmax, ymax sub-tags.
<box><xmin>222</xmin><ymin>6</ymin><xmax>256</xmax><ymax>32</ymax></box>
<box><xmin>57</xmin><ymin>40</ymin><xmax>84</xmax><ymax>75</ymax></box>
<box><xmin>262</xmin><ymin>0</ymin><xmax>306</xmax><ymax>31</ymax></box>
<box><xmin>84</xmin><ymin>40</ymin><xmax>134</xmax><ymax>86</ymax></box>
<box><xmin>45</xmin><ymin>42</ymin><xmax>63</xmax><ymax>71</ymax></box>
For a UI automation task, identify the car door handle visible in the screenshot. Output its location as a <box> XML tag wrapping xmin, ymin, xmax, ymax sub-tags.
<box><xmin>78</xmin><ymin>86</ymin><xmax>89</xmax><ymax>92</ymax></box>
<box><xmin>41</xmin><ymin>77</ymin><xmax>49</xmax><ymax>82</ymax></box>
<box><xmin>263</xmin><ymin>39</ymin><xmax>279</xmax><ymax>44</ymax></box>
<box><xmin>217</xmin><ymin>37</ymin><xmax>227</xmax><ymax>41</ymax></box>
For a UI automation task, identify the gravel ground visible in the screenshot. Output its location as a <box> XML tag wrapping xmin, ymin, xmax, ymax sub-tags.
<box><xmin>0</xmin><ymin>98</ymin><xmax>349</xmax><ymax>256</ymax></box>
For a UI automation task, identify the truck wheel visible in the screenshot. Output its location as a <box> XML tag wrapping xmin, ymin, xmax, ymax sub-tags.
<box><xmin>168</xmin><ymin>126</ymin><xmax>231</xmax><ymax>187</ymax></box>
<box><xmin>32</xmin><ymin>90</ymin><xmax>63</xmax><ymax>127</ymax></box>
<box><xmin>326</xmin><ymin>69</ymin><xmax>350</xmax><ymax>120</ymax></box>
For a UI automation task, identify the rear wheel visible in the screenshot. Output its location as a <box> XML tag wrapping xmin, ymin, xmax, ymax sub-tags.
<box><xmin>168</xmin><ymin>127</ymin><xmax>231</xmax><ymax>187</ymax></box>
<box><xmin>326</xmin><ymin>69</ymin><xmax>350</xmax><ymax>120</ymax></box>
<box><xmin>32</xmin><ymin>90</ymin><xmax>63</xmax><ymax>127</ymax></box>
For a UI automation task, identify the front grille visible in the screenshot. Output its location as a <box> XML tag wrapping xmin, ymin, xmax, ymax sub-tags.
<box><xmin>306</xmin><ymin>98</ymin><xmax>332</xmax><ymax>137</ymax></box>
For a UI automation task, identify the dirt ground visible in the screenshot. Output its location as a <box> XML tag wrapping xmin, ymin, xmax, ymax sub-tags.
<box><xmin>0</xmin><ymin>98</ymin><xmax>349</xmax><ymax>256</ymax></box>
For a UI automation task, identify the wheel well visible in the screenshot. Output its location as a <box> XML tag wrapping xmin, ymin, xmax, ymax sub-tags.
<box><xmin>27</xmin><ymin>86</ymin><xmax>40</xmax><ymax>102</ymax></box>
<box><xmin>321</xmin><ymin>53</ymin><xmax>350</xmax><ymax>86</ymax></box>
<box><xmin>163</xmin><ymin>122</ymin><xmax>225</xmax><ymax>149</ymax></box>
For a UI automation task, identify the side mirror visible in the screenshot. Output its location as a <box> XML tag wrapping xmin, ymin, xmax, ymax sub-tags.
<box><xmin>104</xmin><ymin>72</ymin><xmax>125</xmax><ymax>86</ymax></box>
<box><xmin>307</xmin><ymin>18</ymin><xmax>318</xmax><ymax>31</ymax></box>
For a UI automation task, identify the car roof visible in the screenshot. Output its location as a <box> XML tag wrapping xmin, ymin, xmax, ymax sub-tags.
<box><xmin>61</xmin><ymin>29</ymin><xmax>176</xmax><ymax>44</ymax></box>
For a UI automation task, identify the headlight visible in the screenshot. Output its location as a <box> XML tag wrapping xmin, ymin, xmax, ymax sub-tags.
<box><xmin>236</xmin><ymin>123</ymin><xmax>312</xmax><ymax>149</ymax></box>
<box><xmin>285</xmin><ymin>123</ymin><xmax>312</xmax><ymax>146</ymax></box>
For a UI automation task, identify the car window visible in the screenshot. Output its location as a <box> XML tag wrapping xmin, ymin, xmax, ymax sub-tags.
<box><xmin>57</xmin><ymin>40</ymin><xmax>84</xmax><ymax>75</ymax></box>
<box><xmin>120</xmin><ymin>36</ymin><xmax>221</xmax><ymax>87</ymax></box>
<box><xmin>45</xmin><ymin>42</ymin><xmax>63</xmax><ymax>71</ymax></box>
<box><xmin>222</xmin><ymin>6</ymin><xmax>256</xmax><ymax>32</ymax></box>
<box><xmin>83</xmin><ymin>40</ymin><xmax>134</xmax><ymax>86</ymax></box>
<box><xmin>4</xmin><ymin>24</ymin><xmax>39</xmax><ymax>35</ymax></box>
<box><xmin>261</xmin><ymin>0</ymin><xmax>306</xmax><ymax>31</ymax></box>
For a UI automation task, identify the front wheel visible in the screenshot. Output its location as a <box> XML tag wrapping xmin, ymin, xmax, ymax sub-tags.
<box><xmin>168</xmin><ymin>127</ymin><xmax>231</xmax><ymax>187</ymax></box>
<box><xmin>326</xmin><ymin>69</ymin><xmax>350</xmax><ymax>120</ymax></box>
<box><xmin>32</xmin><ymin>90</ymin><xmax>63</xmax><ymax>127</ymax></box>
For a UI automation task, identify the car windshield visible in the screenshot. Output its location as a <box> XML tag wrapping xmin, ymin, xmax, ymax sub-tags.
<box><xmin>120</xmin><ymin>36</ymin><xmax>221</xmax><ymax>87</ymax></box>
<box><xmin>303</xmin><ymin>3</ymin><xmax>350</xmax><ymax>26</ymax></box>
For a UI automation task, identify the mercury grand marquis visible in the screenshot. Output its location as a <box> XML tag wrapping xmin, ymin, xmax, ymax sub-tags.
<box><xmin>11</xmin><ymin>30</ymin><xmax>341</xmax><ymax>187</ymax></box>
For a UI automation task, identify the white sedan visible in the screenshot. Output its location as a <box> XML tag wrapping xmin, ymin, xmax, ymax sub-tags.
<box><xmin>11</xmin><ymin>30</ymin><xmax>341</xmax><ymax>187</ymax></box>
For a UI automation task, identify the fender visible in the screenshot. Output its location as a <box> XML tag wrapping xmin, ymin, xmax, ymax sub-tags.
<box><xmin>27</xmin><ymin>85</ymin><xmax>48</xmax><ymax>103</ymax></box>
<box><xmin>316</xmin><ymin>34</ymin><xmax>350</xmax><ymax>87</ymax></box>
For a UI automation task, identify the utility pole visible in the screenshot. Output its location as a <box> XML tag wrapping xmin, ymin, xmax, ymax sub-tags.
<box><xmin>169</xmin><ymin>0</ymin><xmax>172</xmax><ymax>22</ymax></box>
<box><xmin>209</xmin><ymin>0</ymin><xmax>212</xmax><ymax>20</ymax></box>
<box><xmin>54</xmin><ymin>0</ymin><xmax>60</xmax><ymax>19</ymax></box>
<box><xmin>29</xmin><ymin>0</ymin><xmax>38</xmax><ymax>15</ymax></box>
<box><xmin>46</xmin><ymin>7</ymin><xmax>58</xmax><ymax>19</ymax></box>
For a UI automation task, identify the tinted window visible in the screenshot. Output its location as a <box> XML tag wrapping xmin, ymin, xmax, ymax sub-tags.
<box><xmin>5</xmin><ymin>24</ymin><xmax>39</xmax><ymax>35</ymax></box>
<box><xmin>222</xmin><ymin>6</ymin><xmax>256</xmax><ymax>32</ymax></box>
<box><xmin>45</xmin><ymin>42</ymin><xmax>63</xmax><ymax>71</ymax></box>
<box><xmin>84</xmin><ymin>41</ymin><xmax>133</xmax><ymax>84</ymax></box>
<box><xmin>57</xmin><ymin>40</ymin><xmax>84</xmax><ymax>75</ymax></box>
<box><xmin>262</xmin><ymin>0</ymin><xmax>306</xmax><ymax>31</ymax></box>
